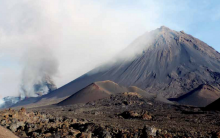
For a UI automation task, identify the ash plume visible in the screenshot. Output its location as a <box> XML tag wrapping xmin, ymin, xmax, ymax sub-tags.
<box><xmin>20</xmin><ymin>47</ymin><xmax>58</xmax><ymax>99</ymax></box>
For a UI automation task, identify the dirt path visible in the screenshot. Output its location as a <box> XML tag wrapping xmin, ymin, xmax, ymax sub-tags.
<box><xmin>0</xmin><ymin>126</ymin><xmax>18</xmax><ymax>138</ymax></box>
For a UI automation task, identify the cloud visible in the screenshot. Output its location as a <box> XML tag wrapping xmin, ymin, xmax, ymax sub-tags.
<box><xmin>0</xmin><ymin>66</ymin><xmax>21</xmax><ymax>97</ymax></box>
<box><xmin>0</xmin><ymin>0</ymin><xmax>218</xmax><ymax>97</ymax></box>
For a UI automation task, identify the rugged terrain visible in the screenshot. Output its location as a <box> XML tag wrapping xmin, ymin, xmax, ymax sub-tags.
<box><xmin>1</xmin><ymin>93</ymin><xmax>220</xmax><ymax>138</ymax></box>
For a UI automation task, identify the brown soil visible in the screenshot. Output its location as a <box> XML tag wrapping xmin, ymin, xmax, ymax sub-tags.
<box><xmin>0</xmin><ymin>126</ymin><xmax>18</xmax><ymax>138</ymax></box>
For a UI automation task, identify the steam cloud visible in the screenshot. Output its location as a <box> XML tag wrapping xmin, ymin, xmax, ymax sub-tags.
<box><xmin>20</xmin><ymin>47</ymin><xmax>58</xmax><ymax>99</ymax></box>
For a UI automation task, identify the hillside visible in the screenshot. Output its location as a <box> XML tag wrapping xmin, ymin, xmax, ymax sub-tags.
<box><xmin>58</xmin><ymin>80</ymin><xmax>171</xmax><ymax>106</ymax></box>
<box><xmin>169</xmin><ymin>84</ymin><xmax>220</xmax><ymax>107</ymax></box>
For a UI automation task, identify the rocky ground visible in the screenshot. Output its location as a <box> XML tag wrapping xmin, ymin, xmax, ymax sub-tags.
<box><xmin>1</xmin><ymin>92</ymin><xmax>220</xmax><ymax>138</ymax></box>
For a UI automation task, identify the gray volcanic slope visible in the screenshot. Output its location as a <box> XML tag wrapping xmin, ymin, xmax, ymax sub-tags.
<box><xmin>13</xmin><ymin>26</ymin><xmax>220</xmax><ymax>107</ymax></box>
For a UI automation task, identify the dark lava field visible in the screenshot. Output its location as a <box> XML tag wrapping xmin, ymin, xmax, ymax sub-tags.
<box><xmin>1</xmin><ymin>92</ymin><xmax>220</xmax><ymax>138</ymax></box>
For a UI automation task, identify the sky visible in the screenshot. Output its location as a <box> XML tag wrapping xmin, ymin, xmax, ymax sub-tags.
<box><xmin>0</xmin><ymin>0</ymin><xmax>220</xmax><ymax>98</ymax></box>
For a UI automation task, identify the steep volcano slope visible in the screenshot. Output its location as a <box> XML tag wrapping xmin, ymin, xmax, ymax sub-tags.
<box><xmin>169</xmin><ymin>85</ymin><xmax>220</xmax><ymax>107</ymax></box>
<box><xmin>58</xmin><ymin>80</ymin><xmax>159</xmax><ymax>105</ymax></box>
<box><xmin>13</xmin><ymin>26</ymin><xmax>220</xmax><ymax>107</ymax></box>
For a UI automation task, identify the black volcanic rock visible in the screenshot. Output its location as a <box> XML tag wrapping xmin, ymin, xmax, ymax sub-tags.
<box><xmin>13</xmin><ymin>26</ymin><xmax>220</xmax><ymax>107</ymax></box>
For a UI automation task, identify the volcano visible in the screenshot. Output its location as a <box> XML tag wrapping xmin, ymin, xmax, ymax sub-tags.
<box><xmin>13</xmin><ymin>26</ymin><xmax>220</xmax><ymax>107</ymax></box>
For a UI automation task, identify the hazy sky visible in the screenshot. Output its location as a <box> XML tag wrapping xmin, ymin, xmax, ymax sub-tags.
<box><xmin>0</xmin><ymin>0</ymin><xmax>220</xmax><ymax>98</ymax></box>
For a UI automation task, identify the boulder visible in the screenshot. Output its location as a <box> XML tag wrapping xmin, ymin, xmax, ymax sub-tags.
<box><xmin>120</xmin><ymin>111</ymin><xmax>140</xmax><ymax>119</ymax></box>
<box><xmin>143</xmin><ymin>125</ymin><xmax>158</xmax><ymax>137</ymax></box>
<box><xmin>141</xmin><ymin>111</ymin><xmax>152</xmax><ymax>120</ymax></box>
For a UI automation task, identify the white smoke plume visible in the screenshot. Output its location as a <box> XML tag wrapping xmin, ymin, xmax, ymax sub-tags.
<box><xmin>20</xmin><ymin>47</ymin><xmax>58</xmax><ymax>99</ymax></box>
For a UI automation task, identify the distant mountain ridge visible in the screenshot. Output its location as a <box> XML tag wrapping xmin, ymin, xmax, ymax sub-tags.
<box><xmin>12</xmin><ymin>26</ymin><xmax>220</xmax><ymax>108</ymax></box>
